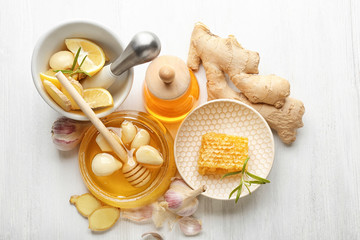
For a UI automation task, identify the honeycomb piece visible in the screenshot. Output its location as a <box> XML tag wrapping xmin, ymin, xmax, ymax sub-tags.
<box><xmin>198</xmin><ymin>132</ymin><xmax>248</xmax><ymax>175</ymax></box>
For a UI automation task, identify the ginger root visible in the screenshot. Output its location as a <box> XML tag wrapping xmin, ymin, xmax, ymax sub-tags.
<box><xmin>70</xmin><ymin>193</ymin><xmax>120</xmax><ymax>232</ymax></box>
<box><xmin>187</xmin><ymin>22</ymin><xmax>304</xmax><ymax>144</ymax></box>
<box><xmin>70</xmin><ymin>193</ymin><xmax>102</xmax><ymax>217</ymax></box>
<box><xmin>88</xmin><ymin>206</ymin><xmax>120</xmax><ymax>231</ymax></box>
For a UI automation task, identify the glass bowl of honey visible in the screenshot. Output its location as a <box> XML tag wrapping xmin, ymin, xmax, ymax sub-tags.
<box><xmin>79</xmin><ymin>111</ymin><xmax>176</xmax><ymax>208</ymax></box>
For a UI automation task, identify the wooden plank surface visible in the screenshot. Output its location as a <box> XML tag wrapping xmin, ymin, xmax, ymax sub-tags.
<box><xmin>0</xmin><ymin>0</ymin><xmax>359</xmax><ymax>239</ymax></box>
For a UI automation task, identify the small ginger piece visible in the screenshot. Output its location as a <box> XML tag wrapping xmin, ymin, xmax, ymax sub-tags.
<box><xmin>43</xmin><ymin>80</ymin><xmax>71</xmax><ymax>111</ymax></box>
<box><xmin>88</xmin><ymin>206</ymin><xmax>120</xmax><ymax>231</ymax></box>
<box><xmin>70</xmin><ymin>193</ymin><xmax>102</xmax><ymax>217</ymax></box>
<box><xmin>187</xmin><ymin>22</ymin><xmax>305</xmax><ymax>144</ymax></box>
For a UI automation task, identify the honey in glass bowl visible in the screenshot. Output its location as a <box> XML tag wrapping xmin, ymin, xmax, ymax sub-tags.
<box><xmin>79</xmin><ymin>111</ymin><xmax>176</xmax><ymax>209</ymax></box>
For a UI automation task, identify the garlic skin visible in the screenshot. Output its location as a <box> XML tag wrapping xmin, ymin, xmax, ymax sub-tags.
<box><xmin>179</xmin><ymin>216</ymin><xmax>202</xmax><ymax>236</ymax></box>
<box><xmin>136</xmin><ymin>145</ymin><xmax>164</xmax><ymax>166</ymax></box>
<box><xmin>91</xmin><ymin>153</ymin><xmax>123</xmax><ymax>176</ymax></box>
<box><xmin>49</xmin><ymin>51</ymin><xmax>74</xmax><ymax>70</ymax></box>
<box><xmin>51</xmin><ymin>117</ymin><xmax>89</xmax><ymax>151</ymax></box>
<box><xmin>162</xmin><ymin>179</ymin><xmax>206</xmax><ymax>217</ymax></box>
<box><xmin>151</xmin><ymin>202</ymin><xmax>169</xmax><ymax>228</ymax></box>
<box><xmin>121</xmin><ymin>121</ymin><xmax>137</xmax><ymax>144</ymax></box>
<box><xmin>131</xmin><ymin>129</ymin><xmax>150</xmax><ymax>149</ymax></box>
<box><xmin>121</xmin><ymin>205</ymin><xmax>153</xmax><ymax>223</ymax></box>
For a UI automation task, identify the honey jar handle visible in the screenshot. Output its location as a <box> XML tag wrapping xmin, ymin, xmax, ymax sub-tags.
<box><xmin>55</xmin><ymin>72</ymin><xmax>128</xmax><ymax>162</ymax></box>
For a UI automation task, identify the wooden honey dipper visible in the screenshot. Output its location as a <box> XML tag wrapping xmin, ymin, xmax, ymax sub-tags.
<box><xmin>56</xmin><ymin>72</ymin><xmax>151</xmax><ymax>187</ymax></box>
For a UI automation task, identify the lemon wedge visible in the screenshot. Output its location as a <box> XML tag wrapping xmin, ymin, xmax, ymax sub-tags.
<box><xmin>40</xmin><ymin>70</ymin><xmax>61</xmax><ymax>89</ymax></box>
<box><xmin>43</xmin><ymin>80</ymin><xmax>71</xmax><ymax>111</ymax></box>
<box><xmin>83</xmin><ymin>88</ymin><xmax>113</xmax><ymax>109</ymax></box>
<box><xmin>65</xmin><ymin>39</ymin><xmax>105</xmax><ymax>76</ymax></box>
<box><xmin>61</xmin><ymin>78</ymin><xmax>84</xmax><ymax>110</ymax></box>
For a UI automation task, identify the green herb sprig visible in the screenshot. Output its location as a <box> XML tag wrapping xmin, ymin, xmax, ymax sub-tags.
<box><xmin>54</xmin><ymin>47</ymin><xmax>91</xmax><ymax>77</ymax></box>
<box><xmin>222</xmin><ymin>157</ymin><xmax>270</xmax><ymax>203</ymax></box>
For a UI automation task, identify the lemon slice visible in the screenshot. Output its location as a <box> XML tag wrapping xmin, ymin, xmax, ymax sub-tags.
<box><xmin>43</xmin><ymin>80</ymin><xmax>71</xmax><ymax>111</ymax></box>
<box><xmin>83</xmin><ymin>88</ymin><xmax>113</xmax><ymax>109</ymax></box>
<box><xmin>40</xmin><ymin>70</ymin><xmax>61</xmax><ymax>89</ymax></box>
<box><xmin>61</xmin><ymin>78</ymin><xmax>84</xmax><ymax>110</ymax></box>
<box><xmin>65</xmin><ymin>39</ymin><xmax>105</xmax><ymax>76</ymax></box>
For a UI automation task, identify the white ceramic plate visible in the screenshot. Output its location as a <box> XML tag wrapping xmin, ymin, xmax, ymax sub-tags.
<box><xmin>175</xmin><ymin>99</ymin><xmax>275</xmax><ymax>200</ymax></box>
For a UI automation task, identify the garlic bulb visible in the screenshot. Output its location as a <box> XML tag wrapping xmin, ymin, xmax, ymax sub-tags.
<box><xmin>162</xmin><ymin>179</ymin><xmax>206</xmax><ymax>217</ymax></box>
<box><xmin>131</xmin><ymin>129</ymin><xmax>150</xmax><ymax>149</ymax></box>
<box><xmin>51</xmin><ymin>117</ymin><xmax>90</xmax><ymax>151</ymax></box>
<box><xmin>178</xmin><ymin>216</ymin><xmax>202</xmax><ymax>236</ymax></box>
<box><xmin>121</xmin><ymin>121</ymin><xmax>137</xmax><ymax>144</ymax></box>
<box><xmin>91</xmin><ymin>153</ymin><xmax>123</xmax><ymax>176</ymax></box>
<box><xmin>49</xmin><ymin>51</ymin><xmax>74</xmax><ymax>70</ymax></box>
<box><xmin>136</xmin><ymin>145</ymin><xmax>164</xmax><ymax>166</ymax></box>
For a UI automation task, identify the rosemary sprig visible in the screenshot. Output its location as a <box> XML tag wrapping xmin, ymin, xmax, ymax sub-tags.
<box><xmin>53</xmin><ymin>47</ymin><xmax>91</xmax><ymax>77</ymax></box>
<box><xmin>222</xmin><ymin>157</ymin><xmax>270</xmax><ymax>203</ymax></box>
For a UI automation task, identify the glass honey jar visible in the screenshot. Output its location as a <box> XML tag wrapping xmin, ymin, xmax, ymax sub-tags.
<box><xmin>143</xmin><ymin>55</ymin><xmax>199</xmax><ymax>123</ymax></box>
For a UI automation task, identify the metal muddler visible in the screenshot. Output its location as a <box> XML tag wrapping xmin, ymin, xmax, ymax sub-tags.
<box><xmin>82</xmin><ymin>32</ymin><xmax>161</xmax><ymax>89</ymax></box>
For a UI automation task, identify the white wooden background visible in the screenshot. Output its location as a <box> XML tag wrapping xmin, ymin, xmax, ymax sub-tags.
<box><xmin>1</xmin><ymin>0</ymin><xmax>360</xmax><ymax>239</ymax></box>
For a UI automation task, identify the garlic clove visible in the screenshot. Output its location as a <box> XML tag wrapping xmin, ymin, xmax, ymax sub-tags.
<box><xmin>135</xmin><ymin>145</ymin><xmax>164</xmax><ymax>166</ymax></box>
<box><xmin>121</xmin><ymin>121</ymin><xmax>137</xmax><ymax>144</ymax></box>
<box><xmin>49</xmin><ymin>50</ymin><xmax>74</xmax><ymax>70</ymax></box>
<box><xmin>51</xmin><ymin>117</ymin><xmax>90</xmax><ymax>151</ymax></box>
<box><xmin>164</xmin><ymin>189</ymin><xmax>183</xmax><ymax>209</ymax></box>
<box><xmin>175</xmin><ymin>198</ymin><xmax>199</xmax><ymax>217</ymax></box>
<box><xmin>131</xmin><ymin>129</ymin><xmax>150</xmax><ymax>149</ymax></box>
<box><xmin>96</xmin><ymin>129</ymin><xmax>121</xmax><ymax>152</ymax></box>
<box><xmin>178</xmin><ymin>216</ymin><xmax>202</xmax><ymax>236</ymax></box>
<box><xmin>141</xmin><ymin>232</ymin><xmax>163</xmax><ymax>240</ymax></box>
<box><xmin>91</xmin><ymin>153</ymin><xmax>123</xmax><ymax>176</ymax></box>
<box><xmin>162</xmin><ymin>179</ymin><xmax>206</xmax><ymax>216</ymax></box>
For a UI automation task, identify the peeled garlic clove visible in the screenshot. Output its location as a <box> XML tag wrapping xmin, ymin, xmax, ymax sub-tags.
<box><xmin>51</xmin><ymin>117</ymin><xmax>90</xmax><ymax>151</ymax></box>
<box><xmin>178</xmin><ymin>216</ymin><xmax>202</xmax><ymax>236</ymax></box>
<box><xmin>92</xmin><ymin>153</ymin><xmax>123</xmax><ymax>176</ymax></box>
<box><xmin>121</xmin><ymin>121</ymin><xmax>136</xmax><ymax>144</ymax></box>
<box><xmin>96</xmin><ymin>129</ymin><xmax>121</xmax><ymax>152</ymax></box>
<box><xmin>49</xmin><ymin>50</ymin><xmax>74</xmax><ymax>70</ymax></box>
<box><xmin>131</xmin><ymin>129</ymin><xmax>150</xmax><ymax>149</ymax></box>
<box><xmin>136</xmin><ymin>145</ymin><xmax>164</xmax><ymax>166</ymax></box>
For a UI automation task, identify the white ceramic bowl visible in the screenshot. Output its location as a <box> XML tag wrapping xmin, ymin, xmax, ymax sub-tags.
<box><xmin>175</xmin><ymin>99</ymin><xmax>275</xmax><ymax>200</ymax></box>
<box><xmin>31</xmin><ymin>20</ymin><xmax>133</xmax><ymax>121</ymax></box>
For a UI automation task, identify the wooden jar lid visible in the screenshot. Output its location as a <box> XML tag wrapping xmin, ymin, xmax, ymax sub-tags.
<box><xmin>145</xmin><ymin>55</ymin><xmax>190</xmax><ymax>100</ymax></box>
